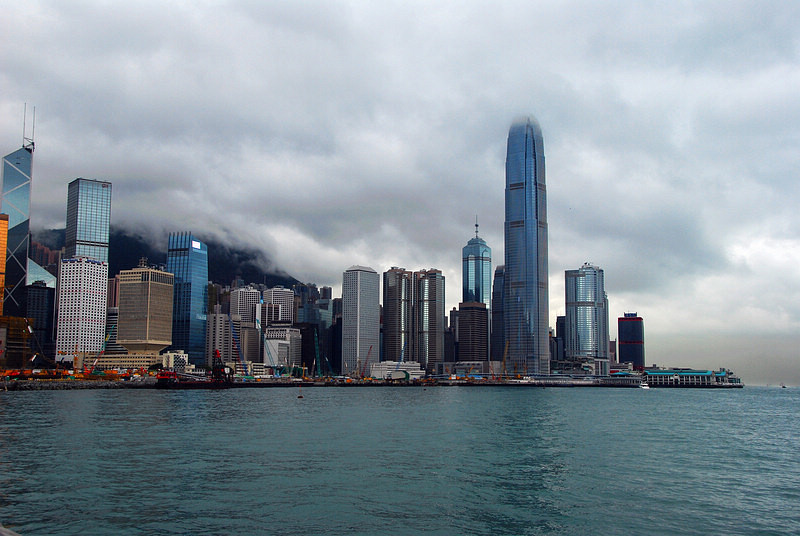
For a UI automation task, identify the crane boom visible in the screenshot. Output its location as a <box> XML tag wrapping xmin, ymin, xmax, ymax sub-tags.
<box><xmin>360</xmin><ymin>345</ymin><xmax>373</xmax><ymax>378</ymax></box>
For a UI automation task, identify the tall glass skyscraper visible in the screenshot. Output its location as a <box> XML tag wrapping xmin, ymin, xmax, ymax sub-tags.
<box><xmin>1</xmin><ymin>145</ymin><xmax>34</xmax><ymax>317</ymax></box>
<box><xmin>565</xmin><ymin>262</ymin><xmax>609</xmax><ymax>374</ymax></box>
<box><xmin>462</xmin><ymin>221</ymin><xmax>491</xmax><ymax>306</ymax></box>
<box><xmin>65</xmin><ymin>178</ymin><xmax>112</xmax><ymax>262</ymax></box>
<box><xmin>490</xmin><ymin>265</ymin><xmax>505</xmax><ymax>362</ymax></box>
<box><xmin>167</xmin><ymin>232</ymin><xmax>208</xmax><ymax>366</ymax></box>
<box><xmin>504</xmin><ymin>116</ymin><xmax>549</xmax><ymax>375</ymax></box>
<box><xmin>413</xmin><ymin>268</ymin><xmax>445</xmax><ymax>373</ymax></box>
<box><xmin>383</xmin><ymin>267</ymin><xmax>413</xmax><ymax>363</ymax></box>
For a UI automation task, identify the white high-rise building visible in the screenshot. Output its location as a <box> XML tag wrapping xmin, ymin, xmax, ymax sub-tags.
<box><xmin>230</xmin><ymin>286</ymin><xmax>261</xmax><ymax>325</ymax></box>
<box><xmin>342</xmin><ymin>265</ymin><xmax>379</xmax><ymax>376</ymax></box>
<box><xmin>263</xmin><ymin>286</ymin><xmax>295</xmax><ymax>324</ymax></box>
<box><xmin>206</xmin><ymin>304</ymin><xmax>237</xmax><ymax>366</ymax></box>
<box><xmin>56</xmin><ymin>257</ymin><xmax>108</xmax><ymax>362</ymax></box>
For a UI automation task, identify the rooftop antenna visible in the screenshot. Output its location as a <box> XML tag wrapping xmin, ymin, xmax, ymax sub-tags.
<box><xmin>474</xmin><ymin>215</ymin><xmax>479</xmax><ymax>238</ymax></box>
<box><xmin>22</xmin><ymin>103</ymin><xmax>35</xmax><ymax>152</ymax></box>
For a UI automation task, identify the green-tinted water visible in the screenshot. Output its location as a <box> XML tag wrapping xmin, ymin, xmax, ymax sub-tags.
<box><xmin>1</xmin><ymin>386</ymin><xmax>798</xmax><ymax>535</ymax></box>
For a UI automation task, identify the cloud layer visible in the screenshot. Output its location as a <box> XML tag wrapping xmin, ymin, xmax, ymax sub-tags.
<box><xmin>2</xmin><ymin>1</ymin><xmax>799</xmax><ymax>384</ymax></box>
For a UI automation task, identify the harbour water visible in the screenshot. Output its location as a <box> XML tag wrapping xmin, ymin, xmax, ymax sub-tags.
<box><xmin>1</xmin><ymin>386</ymin><xmax>798</xmax><ymax>535</ymax></box>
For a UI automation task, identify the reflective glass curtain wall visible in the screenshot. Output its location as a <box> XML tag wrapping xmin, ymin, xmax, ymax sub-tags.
<box><xmin>490</xmin><ymin>265</ymin><xmax>505</xmax><ymax>362</ymax></box>
<box><xmin>462</xmin><ymin>233</ymin><xmax>491</xmax><ymax>306</ymax></box>
<box><xmin>1</xmin><ymin>146</ymin><xmax>33</xmax><ymax>317</ymax></box>
<box><xmin>503</xmin><ymin>117</ymin><xmax>549</xmax><ymax>374</ymax></box>
<box><xmin>65</xmin><ymin>178</ymin><xmax>112</xmax><ymax>262</ymax></box>
<box><xmin>167</xmin><ymin>232</ymin><xmax>208</xmax><ymax>365</ymax></box>
<box><xmin>565</xmin><ymin>263</ymin><xmax>609</xmax><ymax>361</ymax></box>
<box><xmin>413</xmin><ymin>269</ymin><xmax>444</xmax><ymax>373</ymax></box>
<box><xmin>383</xmin><ymin>267</ymin><xmax>413</xmax><ymax>363</ymax></box>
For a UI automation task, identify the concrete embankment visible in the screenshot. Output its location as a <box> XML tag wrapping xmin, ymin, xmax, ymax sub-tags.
<box><xmin>2</xmin><ymin>379</ymin><xmax>156</xmax><ymax>391</ymax></box>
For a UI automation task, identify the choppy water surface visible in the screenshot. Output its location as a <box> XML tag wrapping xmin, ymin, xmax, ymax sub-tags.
<box><xmin>1</xmin><ymin>386</ymin><xmax>798</xmax><ymax>535</ymax></box>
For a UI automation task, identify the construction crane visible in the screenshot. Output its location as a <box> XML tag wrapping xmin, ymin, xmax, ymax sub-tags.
<box><xmin>87</xmin><ymin>324</ymin><xmax>116</xmax><ymax>374</ymax></box>
<box><xmin>314</xmin><ymin>329</ymin><xmax>322</xmax><ymax>378</ymax></box>
<box><xmin>360</xmin><ymin>345</ymin><xmax>373</xmax><ymax>378</ymax></box>
<box><xmin>395</xmin><ymin>340</ymin><xmax>407</xmax><ymax>370</ymax></box>
<box><xmin>23</xmin><ymin>319</ymin><xmax>65</xmax><ymax>376</ymax></box>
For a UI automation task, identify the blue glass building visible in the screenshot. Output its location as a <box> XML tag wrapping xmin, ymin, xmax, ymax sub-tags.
<box><xmin>504</xmin><ymin>116</ymin><xmax>549</xmax><ymax>375</ymax></box>
<box><xmin>462</xmin><ymin>222</ymin><xmax>491</xmax><ymax>306</ymax></box>
<box><xmin>490</xmin><ymin>265</ymin><xmax>505</xmax><ymax>362</ymax></box>
<box><xmin>65</xmin><ymin>178</ymin><xmax>112</xmax><ymax>262</ymax></box>
<box><xmin>1</xmin><ymin>145</ymin><xmax>34</xmax><ymax>317</ymax></box>
<box><xmin>167</xmin><ymin>232</ymin><xmax>208</xmax><ymax>365</ymax></box>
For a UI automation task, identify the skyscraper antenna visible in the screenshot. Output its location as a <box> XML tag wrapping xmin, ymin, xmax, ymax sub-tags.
<box><xmin>475</xmin><ymin>215</ymin><xmax>479</xmax><ymax>238</ymax></box>
<box><xmin>22</xmin><ymin>103</ymin><xmax>35</xmax><ymax>152</ymax></box>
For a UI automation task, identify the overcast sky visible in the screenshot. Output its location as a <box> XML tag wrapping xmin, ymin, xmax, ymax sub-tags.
<box><xmin>2</xmin><ymin>1</ymin><xmax>799</xmax><ymax>385</ymax></box>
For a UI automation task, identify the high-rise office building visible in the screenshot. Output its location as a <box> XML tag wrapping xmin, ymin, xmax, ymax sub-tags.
<box><xmin>2</xmin><ymin>144</ymin><xmax>33</xmax><ymax>317</ymax></box>
<box><xmin>463</xmin><ymin>222</ymin><xmax>491</xmax><ymax>362</ymax></box>
<box><xmin>565</xmin><ymin>262</ymin><xmax>609</xmax><ymax>375</ymax></box>
<box><xmin>490</xmin><ymin>265</ymin><xmax>505</xmax><ymax>362</ymax></box>
<box><xmin>383</xmin><ymin>267</ymin><xmax>446</xmax><ymax>371</ymax></box>
<box><xmin>55</xmin><ymin>257</ymin><xmax>108</xmax><ymax>361</ymax></box>
<box><xmin>230</xmin><ymin>286</ymin><xmax>261</xmax><ymax>325</ymax></box>
<box><xmin>413</xmin><ymin>268</ymin><xmax>445</xmax><ymax>373</ymax></box>
<box><xmin>320</xmin><ymin>286</ymin><xmax>332</xmax><ymax>300</ymax></box>
<box><xmin>206</xmin><ymin>304</ymin><xmax>236</xmax><ymax>366</ymax></box>
<box><xmin>263</xmin><ymin>326</ymin><xmax>302</xmax><ymax>368</ymax></box>
<box><xmin>383</xmin><ymin>267</ymin><xmax>413</xmax><ymax>363</ymax></box>
<box><xmin>107</xmin><ymin>274</ymin><xmax>120</xmax><ymax>307</ymax></box>
<box><xmin>618</xmin><ymin>312</ymin><xmax>645</xmax><ymax>370</ymax></box>
<box><xmin>264</xmin><ymin>286</ymin><xmax>295</xmax><ymax>324</ymax></box>
<box><xmin>166</xmin><ymin>232</ymin><xmax>208</xmax><ymax>365</ymax></box>
<box><xmin>65</xmin><ymin>178</ymin><xmax>112</xmax><ymax>262</ymax></box>
<box><xmin>342</xmin><ymin>265</ymin><xmax>379</xmax><ymax>376</ymax></box>
<box><xmin>293</xmin><ymin>282</ymin><xmax>320</xmax><ymax>324</ymax></box>
<box><xmin>104</xmin><ymin>306</ymin><xmax>127</xmax><ymax>354</ymax></box>
<box><xmin>504</xmin><ymin>116</ymin><xmax>549</xmax><ymax>375</ymax></box>
<box><xmin>457</xmin><ymin>301</ymin><xmax>488</xmax><ymax>362</ymax></box>
<box><xmin>462</xmin><ymin>221</ymin><xmax>492</xmax><ymax>306</ymax></box>
<box><xmin>117</xmin><ymin>261</ymin><xmax>174</xmax><ymax>354</ymax></box>
<box><xmin>549</xmin><ymin>315</ymin><xmax>567</xmax><ymax>371</ymax></box>
<box><xmin>26</xmin><ymin>280</ymin><xmax>55</xmax><ymax>359</ymax></box>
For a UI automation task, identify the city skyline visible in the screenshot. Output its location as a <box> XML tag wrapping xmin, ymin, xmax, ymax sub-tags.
<box><xmin>1</xmin><ymin>3</ymin><xmax>798</xmax><ymax>385</ymax></box>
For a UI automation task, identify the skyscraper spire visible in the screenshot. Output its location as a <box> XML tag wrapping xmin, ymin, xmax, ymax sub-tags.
<box><xmin>22</xmin><ymin>103</ymin><xmax>35</xmax><ymax>153</ymax></box>
<box><xmin>475</xmin><ymin>215</ymin><xmax>479</xmax><ymax>238</ymax></box>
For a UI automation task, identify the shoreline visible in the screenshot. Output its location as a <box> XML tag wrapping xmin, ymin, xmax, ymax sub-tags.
<box><xmin>2</xmin><ymin>378</ymin><xmax>744</xmax><ymax>391</ymax></box>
